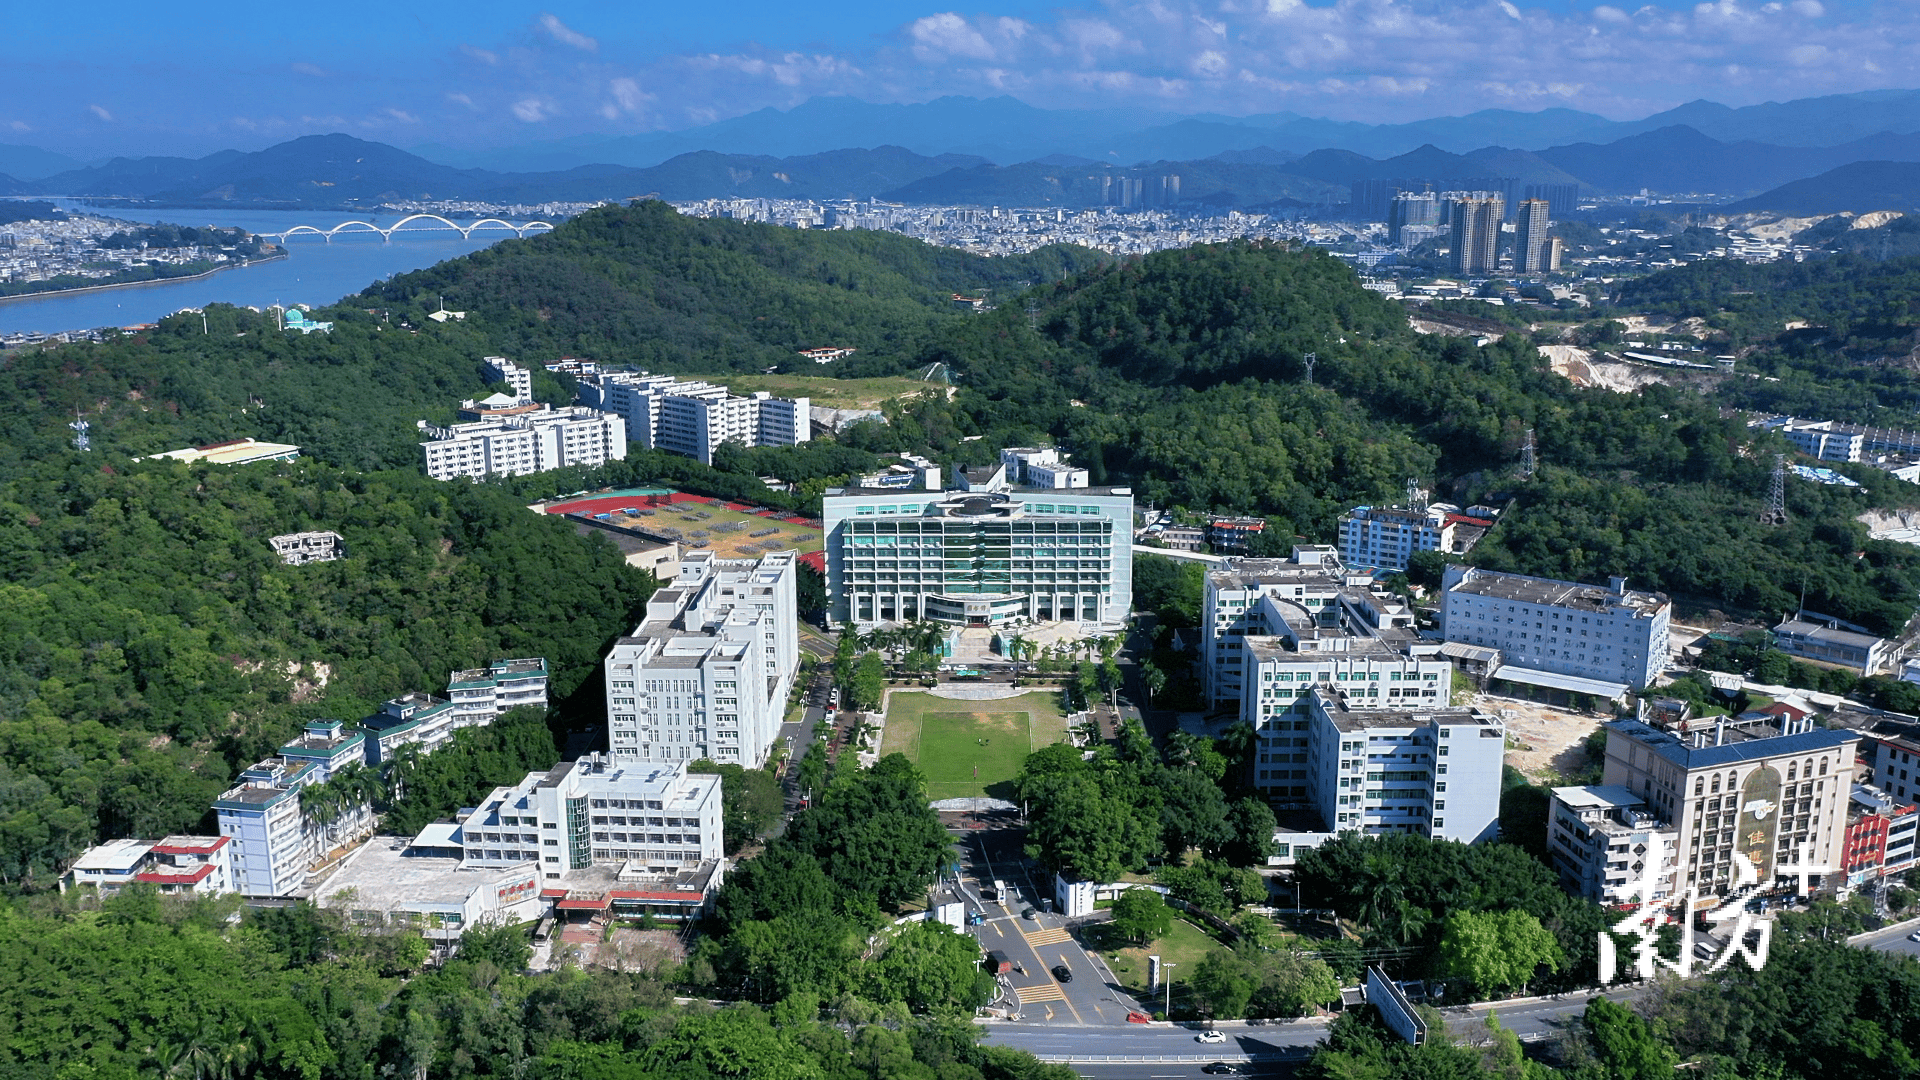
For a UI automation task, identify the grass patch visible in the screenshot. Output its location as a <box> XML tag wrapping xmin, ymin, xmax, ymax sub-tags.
<box><xmin>1092</xmin><ymin>917</ymin><xmax>1234</xmax><ymax>1014</ymax></box>
<box><xmin>687</xmin><ymin>373</ymin><xmax>933</xmax><ymax>410</ymax></box>
<box><xmin>878</xmin><ymin>690</ymin><xmax>1069</xmax><ymax>800</ymax></box>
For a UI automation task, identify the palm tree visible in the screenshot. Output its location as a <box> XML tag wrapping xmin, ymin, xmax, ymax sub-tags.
<box><xmin>384</xmin><ymin>743</ymin><xmax>424</xmax><ymax>804</ymax></box>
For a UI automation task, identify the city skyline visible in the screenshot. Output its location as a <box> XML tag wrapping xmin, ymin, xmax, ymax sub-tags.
<box><xmin>5</xmin><ymin>1</ymin><xmax>1918</xmax><ymax>158</ymax></box>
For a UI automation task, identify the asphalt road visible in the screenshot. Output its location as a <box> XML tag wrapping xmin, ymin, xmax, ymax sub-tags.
<box><xmin>1853</xmin><ymin>920</ymin><xmax>1920</xmax><ymax>959</ymax></box>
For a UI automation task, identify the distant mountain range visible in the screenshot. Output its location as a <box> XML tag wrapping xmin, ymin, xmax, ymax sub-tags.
<box><xmin>13</xmin><ymin>104</ymin><xmax>1920</xmax><ymax>216</ymax></box>
<box><xmin>405</xmin><ymin>89</ymin><xmax>1920</xmax><ymax>172</ymax></box>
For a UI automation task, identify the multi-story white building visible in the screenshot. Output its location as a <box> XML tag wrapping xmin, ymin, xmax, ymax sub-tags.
<box><xmin>1601</xmin><ymin>718</ymin><xmax>1858</xmax><ymax>901</ymax></box>
<box><xmin>821</xmin><ymin>477</ymin><xmax>1133</xmax><ymax>628</ymax></box>
<box><xmin>582</xmin><ymin>372</ymin><xmax>808</xmax><ymax>465</ymax></box>
<box><xmin>447</xmin><ymin>658</ymin><xmax>551</xmax><ymax>728</ymax></box>
<box><xmin>278</xmin><ymin>719</ymin><xmax>368</xmax><ymax>784</ymax></box>
<box><xmin>1438</xmin><ymin>566</ymin><xmax>1671</xmax><ymax>692</ymax></box>
<box><xmin>1302</xmin><ymin>689</ymin><xmax>1505</xmax><ymax>843</ymax></box>
<box><xmin>215</xmin><ymin>756</ymin><xmax>323</xmax><ymax>897</ymax></box>
<box><xmin>1772</xmin><ymin>617</ymin><xmax>1895</xmax><ymax>676</ymax></box>
<box><xmin>362</xmin><ymin>693</ymin><xmax>460</xmax><ymax>765</ymax></box>
<box><xmin>1203</xmin><ymin>546</ymin><xmax>1425</xmax><ymax>706</ymax></box>
<box><xmin>483</xmin><ymin>355</ymin><xmax>533</xmax><ymax>402</ymax></box>
<box><xmin>59</xmin><ymin>835</ymin><xmax>236</xmax><ymax>896</ymax></box>
<box><xmin>419</xmin><ymin>406</ymin><xmax>626</xmax><ymax>481</ymax></box>
<box><xmin>454</xmin><ymin>754</ymin><xmax>722</xmax><ymax>883</ymax></box>
<box><xmin>269</xmin><ymin>530</ymin><xmax>345</xmax><ymax>565</ymax></box>
<box><xmin>1872</xmin><ymin>733</ymin><xmax>1920</xmax><ymax>805</ymax></box>
<box><xmin>1000</xmin><ymin>446</ymin><xmax>1089</xmax><ymax>489</ymax></box>
<box><xmin>1547</xmin><ymin>785</ymin><xmax>1680</xmax><ymax>904</ymax></box>
<box><xmin>1337</xmin><ymin>504</ymin><xmax>1455</xmax><ymax>572</ymax></box>
<box><xmin>603</xmin><ymin>551</ymin><xmax>799</xmax><ymax>767</ymax></box>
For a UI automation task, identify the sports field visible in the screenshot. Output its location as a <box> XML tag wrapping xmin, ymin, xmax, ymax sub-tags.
<box><xmin>878</xmin><ymin>690</ymin><xmax>1070</xmax><ymax>800</ymax></box>
<box><xmin>544</xmin><ymin>492</ymin><xmax>822</xmax><ymax>559</ymax></box>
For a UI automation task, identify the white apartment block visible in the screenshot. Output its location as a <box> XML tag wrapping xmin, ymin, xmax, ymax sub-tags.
<box><xmin>419</xmin><ymin>406</ymin><xmax>626</xmax><ymax>481</ymax></box>
<box><xmin>455</xmin><ymin>755</ymin><xmax>722</xmax><ymax>882</ymax></box>
<box><xmin>583</xmin><ymin>372</ymin><xmax>808</xmax><ymax>465</ymax></box>
<box><xmin>1001</xmin><ymin>446</ymin><xmax>1090</xmax><ymax>489</ymax></box>
<box><xmin>1337</xmin><ymin>504</ymin><xmax>1454</xmax><ymax>572</ymax></box>
<box><xmin>1601</xmin><ymin>718</ymin><xmax>1858</xmax><ymax>900</ymax></box>
<box><xmin>215</xmin><ymin>757</ymin><xmax>323</xmax><ymax>897</ymax></box>
<box><xmin>1438</xmin><ymin>566</ymin><xmax>1671</xmax><ymax>691</ymax></box>
<box><xmin>1202</xmin><ymin>546</ymin><xmax>1407</xmax><ymax>706</ymax></box>
<box><xmin>1303</xmin><ymin>689</ymin><xmax>1505</xmax><ymax>843</ymax></box>
<box><xmin>821</xmin><ymin>480</ymin><xmax>1134</xmax><ymax>628</ymax></box>
<box><xmin>483</xmin><ymin>355</ymin><xmax>533</xmax><ymax>402</ymax></box>
<box><xmin>447</xmin><ymin>658</ymin><xmax>551</xmax><ymax>728</ymax></box>
<box><xmin>603</xmin><ymin>551</ymin><xmax>800</xmax><ymax>768</ymax></box>
<box><xmin>1548</xmin><ymin>785</ymin><xmax>1681</xmax><ymax>904</ymax></box>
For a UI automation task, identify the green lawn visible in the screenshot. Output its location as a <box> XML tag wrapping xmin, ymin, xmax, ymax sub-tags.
<box><xmin>1094</xmin><ymin>917</ymin><xmax>1234</xmax><ymax>1014</ymax></box>
<box><xmin>878</xmin><ymin>690</ymin><xmax>1068</xmax><ymax>800</ymax></box>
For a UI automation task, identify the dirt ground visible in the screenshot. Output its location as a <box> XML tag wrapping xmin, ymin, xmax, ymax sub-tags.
<box><xmin>1538</xmin><ymin>344</ymin><xmax>1679</xmax><ymax>394</ymax></box>
<box><xmin>556</xmin><ymin>926</ymin><xmax>689</xmax><ymax>975</ymax></box>
<box><xmin>1467</xmin><ymin>692</ymin><xmax>1608</xmax><ymax>782</ymax></box>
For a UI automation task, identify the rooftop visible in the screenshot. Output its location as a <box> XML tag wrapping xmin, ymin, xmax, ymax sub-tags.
<box><xmin>1774</xmin><ymin>618</ymin><xmax>1886</xmax><ymax>651</ymax></box>
<box><xmin>1312</xmin><ymin>689</ymin><xmax>1499</xmax><ymax>734</ymax></box>
<box><xmin>1551</xmin><ymin>784</ymin><xmax>1647</xmax><ymax>812</ymax></box>
<box><xmin>1448</xmin><ymin>567</ymin><xmax>1668</xmax><ymax>613</ymax></box>
<box><xmin>1607</xmin><ymin>719</ymin><xmax>1858</xmax><ymax>770</ymax></box>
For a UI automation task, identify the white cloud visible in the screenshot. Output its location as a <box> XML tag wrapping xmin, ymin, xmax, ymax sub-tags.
<box><xmin>9</xmin><ymin>120</ymin><xmax>30</xmax><ymax>132</ymax></box>
<box><xmin>511</xmin><ymin>97</ymin><xmax>553</xmax><ymax>122</ymax></box>
<box><xmin>88</xmin><ymin>104</ymin><xmax>112</xmax><ymax>122</ymax></box>
<box><xmin>385</xmin><ymin>108</ymin><xmax>419</xmax><ymax>123</ymax></box>
<box><xmin>609</xmin><ymin>77</ymin><xmax>648</xmax><ymax>113</ymax></box>
<box><xmin>459</xmin><ymin>45</ymin><xmax>498</xmax><ymax>65</ymax></box>
<box><xmin>446</xmin><ymin>92</ymin><xmax>475</xmax><ymax>108</ymax></box>
<box><xmin>538</xmin><ymin>14</ymin><xmax>598</xmax><ymax>52</ymax></box>
<box><xmin>1791</xmin><ymin>0</ymin><xmax>1824</xmax><ymax>15</ymax></box>
<box><xmin>910</xmin><ymin>13</ymin><xmax>999</xmax><ymax>61</ymax></box>
<box><xmin>290</xmin><ymin>62</ymin><xmax>330</xmax><ymax>77</ymax></box>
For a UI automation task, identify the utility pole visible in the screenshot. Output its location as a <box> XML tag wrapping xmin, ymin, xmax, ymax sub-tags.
<box><xmin>1164</xmin><ymin>962</ymin><xmax>1177</xmax><ymax>1016</ymax></box>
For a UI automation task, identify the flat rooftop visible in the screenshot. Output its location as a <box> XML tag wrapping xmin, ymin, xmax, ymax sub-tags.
<box><xmin>1775</xmin><ymin>619</ymin><xmax>1885</xmax><ymax>651</ymax></box>
<box><xmin>1551</xmin><ymin>784</ymin><xmax>1645</xmax><ymax>811</ymax></box>
<box><xmin>315</xmin><ymin>843</ymin><xmax>515</xmax><ymax>910</ymax></box>
<box><xmin>1449</xmin><ymin>568</ymin><xmax>1668</xmax><ymax>613</ymax></box>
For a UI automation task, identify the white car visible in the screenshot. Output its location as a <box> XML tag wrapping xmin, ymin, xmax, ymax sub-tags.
<box><xmin>1908</xmin><ymin>930</ymin><xmax>1920</xmax><ymax>943</ymax></box>
<box><xmin>1195</xmin><ymin>1030</ymin><xmax>1226</xmax><ymax>1044</ymax></box>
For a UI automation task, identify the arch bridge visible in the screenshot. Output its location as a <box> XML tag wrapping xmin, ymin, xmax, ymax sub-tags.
<box><xmin>261</xmin><ymin>214</ymin><xmax>555</xmax><ymax>243</ymax></box>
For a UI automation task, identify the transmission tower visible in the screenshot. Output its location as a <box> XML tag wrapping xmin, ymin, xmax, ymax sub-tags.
<box><xmin>1761</xmin><ymin>453</ymin><xmax>1788</xmax><ymax>525</ymax></box>
<box><xmin>1406</xmin><ymin>476</ymin><xmax>1427</xmax><ymax>512</ymax></box>
<box><xmin>1519</xmin><ymin>428</ymin><xmax>1537</xmax><ymax>480</ymax></box>
<box><xmin>1025</xmin><ymin>300</ymin><xmax>1039</xmax><ymax>331</ymax></box>
<box><xmin>69</xmin><ymin>416</ymin><xmax>90</xmax><ymax>452</ymax></box>
<box><xmin>1304</xmin><ymin>351</ymin><xmax>1317</xmax><ymax>385</ymax></box>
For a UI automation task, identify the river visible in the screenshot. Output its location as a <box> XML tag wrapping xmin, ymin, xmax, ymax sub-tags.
<box><xmin>0</xmin><ymin>203</ymin><xmax>552</xmax><ymax>336</ymax></box>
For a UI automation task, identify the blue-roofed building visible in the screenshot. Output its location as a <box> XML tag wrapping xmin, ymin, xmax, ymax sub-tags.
<box><xmin>1600</xmin><ymin>717</ymin><xmax>1859</xmax><ymax>905</ymax></box>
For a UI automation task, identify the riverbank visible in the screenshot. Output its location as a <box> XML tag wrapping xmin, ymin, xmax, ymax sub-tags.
<box><xmin>0</xmin><ymin>249</ymin><xmax>288</xmax><ymax>307</ymax></box>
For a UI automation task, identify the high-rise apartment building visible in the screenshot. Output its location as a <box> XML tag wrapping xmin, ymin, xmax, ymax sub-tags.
<box><xmin>581</xmin><ymin>372</ymin><xmax>809</xmax><ymax>465</ymax></box>
<box><xmin>1388</xmin><ymin>192</ymin><xmax>1440</xmax><ymax>245</ymax></box>
<box><xmin>1513</xmin><ymin>198</ymin><xmax>1554</xmax><ymax>274</ymax></box>
<box><xmin>1522</xmin><ymin>182</ymin><xmax>1581</xmax><ymax>219</ymax></box>
<box><xmin>418</xmin><ymin>406</ymin><xmax>626</xmax><ymax>481</ymax></box>
<box><xmin>1449</xmin><ymin>196</ymin><xmax>1504</xmax><ymax>274</ymax></box>
<box><xmin>821</xmin><ymin>467</ymin><xmax>1133</xmax><ymax>628</ymax></box>
<box><xmin>603</xmin><ymin>552</ymin><xmax>800</xmax><ymax>768</ymax></box>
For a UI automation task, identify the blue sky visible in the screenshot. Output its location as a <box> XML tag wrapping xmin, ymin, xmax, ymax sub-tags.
<box><xmin>1</xmin><ymin>0</ymin><xmax>1905</xmax><ymax>156</ymax></box>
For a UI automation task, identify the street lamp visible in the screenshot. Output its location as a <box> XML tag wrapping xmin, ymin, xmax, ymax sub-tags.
<box><xmin>1163</xmin><ymin>962</ymin><xmax>1177</xmax><ymax>1017</ymax></box>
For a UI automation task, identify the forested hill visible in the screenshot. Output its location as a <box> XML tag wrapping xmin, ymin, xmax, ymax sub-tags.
<box><xmin>362</xmin><ymin>199</ymin><xmax>1106</xmax><ymax>375</ymax></box>
<box><xmin>843</xmin><ymin>240</ymin><xmax>1920</xmax><ymax>636</ymax></box>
